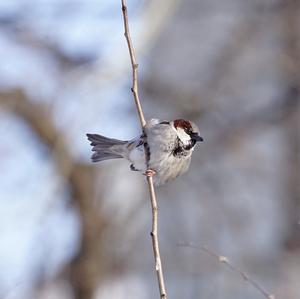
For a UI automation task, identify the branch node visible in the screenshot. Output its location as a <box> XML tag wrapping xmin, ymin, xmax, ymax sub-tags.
<box><xmin>218</xmin><ymin>255</ymin><xmax>229</xmax><ymax>263</ymax></box>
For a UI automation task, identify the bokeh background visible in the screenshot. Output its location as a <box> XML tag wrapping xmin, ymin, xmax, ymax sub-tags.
<box><xmin>0</xmin><ymin>0</ymin><xmax>299</xmax><ymax>298</ymax></box>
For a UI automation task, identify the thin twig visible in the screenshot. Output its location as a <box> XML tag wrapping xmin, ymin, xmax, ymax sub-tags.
<box><xmin>121</xmin><ymin>0</ymin><xmax>146</xmax><ymax>128</ymax></box>
<box><xmin>121</xmin><ymin>1</ymin><xmax>168</xmax><ymax>298</ymax></box>
<box><xmin>178</xmin><ymin>242</ymin><xmax>275</xmax><ymax>299</ymax></box>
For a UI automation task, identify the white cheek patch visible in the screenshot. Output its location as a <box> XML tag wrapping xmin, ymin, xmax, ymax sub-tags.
<box><xmin>176</xmin><ymin>128</ymin><xmax>191</xmax><ymax>145</ymax></box>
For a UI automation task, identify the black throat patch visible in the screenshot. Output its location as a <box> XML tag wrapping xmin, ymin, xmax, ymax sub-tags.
<box><xmin>172</xmin><ymin>138</ymin><xmax>195</xmax><ymax>157</ymax></box>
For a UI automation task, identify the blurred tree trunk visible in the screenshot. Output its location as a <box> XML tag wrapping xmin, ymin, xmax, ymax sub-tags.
<box><xmin>68</xmin><ymin>164</ymin><xmax>107</xmax><ymax>299</ymax></box>
<box><xmin>280</xmin><ymin>0</ymin><xmax>300</xmax><ymax>249</ymax></box>
<box><xmin>0</xmin><ymin>89</ymin><xmax>107</xmax><ymax>299</ymax></box>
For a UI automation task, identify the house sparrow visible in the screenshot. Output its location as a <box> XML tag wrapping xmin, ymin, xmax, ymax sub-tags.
<box><xmin>87</xmin><ymin>119</ymin><xmax>203</xmax><ymax>186</ymax></box>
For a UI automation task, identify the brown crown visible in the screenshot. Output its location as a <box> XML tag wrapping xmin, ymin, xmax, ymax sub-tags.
<box><xmin>173</xmin><ymin>119</ymin><xmax>192</xmax><ymax>131</ymax></box>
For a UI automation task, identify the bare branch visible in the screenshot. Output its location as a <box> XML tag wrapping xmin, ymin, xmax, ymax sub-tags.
<box><xmin>121</xmin><ymin>0</ymin><xmax>146</xmax><ymax>128</ymax></box>
<box><xmin>121</xmin><ymin>1</ymin><xmax>168</xmax><ymax>298</ymax></box>
<box><xmin>178</xmin><ymin>242</ymin><xmax>275</xmax><ymax>299</ymax></box>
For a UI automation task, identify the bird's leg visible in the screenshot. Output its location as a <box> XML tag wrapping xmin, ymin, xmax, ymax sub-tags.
<box><xmin>144</xmin><ymin>169</ymin><xmax>156</xmax><ymax>177</ymax></box>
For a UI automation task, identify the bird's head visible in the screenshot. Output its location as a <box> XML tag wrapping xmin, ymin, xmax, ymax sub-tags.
<box><xmin>172</xmin><ymin>119</ymin><xmax>203</xmax><ymax>147</ymax></box>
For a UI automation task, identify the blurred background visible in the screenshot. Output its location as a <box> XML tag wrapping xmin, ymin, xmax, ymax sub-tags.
<box><xmin>0</xmin><ymin>0</ymin><xmax>299</xmax><ymax>298</ymax></box>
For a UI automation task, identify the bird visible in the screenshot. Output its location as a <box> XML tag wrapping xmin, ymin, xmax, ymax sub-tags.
<box><xmin>86</xmin><ymin>118</ymin><xmax>203</xmax><ymax>186</ymax></box>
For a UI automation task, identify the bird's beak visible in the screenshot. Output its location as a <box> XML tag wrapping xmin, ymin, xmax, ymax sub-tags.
<box><xmin>191</xmin><ymin>133</ymin><xmax>204</xmax><ymax>142</ymax></box>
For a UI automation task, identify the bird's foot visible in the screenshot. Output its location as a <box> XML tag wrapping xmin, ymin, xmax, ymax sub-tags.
<box><xmin>144</xmin><ymin>169</ymin><xmax>156</xmax><ymax>177</ymax></box>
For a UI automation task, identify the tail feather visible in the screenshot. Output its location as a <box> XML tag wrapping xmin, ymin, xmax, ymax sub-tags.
<box><xmin>91</xmin><ymin>151</ymin><xmax>123</xmax><ymax>162</ymax></box>
<box><xmin>86</xmin><ymin>133</ymin><xmax>127</xmax><ymax>162</ymax></box>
